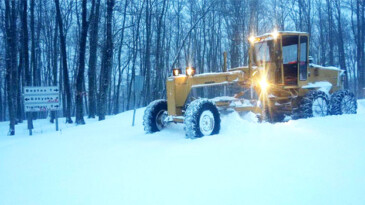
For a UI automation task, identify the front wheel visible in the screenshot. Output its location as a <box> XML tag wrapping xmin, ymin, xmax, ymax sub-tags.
<box><xmin>184</xmin><ymin>99</ymin><xmax>221</xmax><ymax>139</ymax></box>
<box><xmin>143</xmin><ymin>99</ymin><xmax>168</xmax><ymax>133</ymax></box>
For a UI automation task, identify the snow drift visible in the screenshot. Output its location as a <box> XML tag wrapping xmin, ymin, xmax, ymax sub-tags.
<box><xmin>1</xmin><ymin>100</ymin><xmax>365</xmax><ymax>205</ymax></box>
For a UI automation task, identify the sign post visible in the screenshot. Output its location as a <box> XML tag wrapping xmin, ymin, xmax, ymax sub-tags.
<box><xmin>132</xmin><ymin>76</ymin><xmax>144</xmax><ymax>127</ymax></box>
<box><xmin>55</xmin><ymin>111</ymin><xmax>59</xmax><ymax>131</ymax></box>
<box><xmin>23</xmin><ymin>86</ymin><xmax>61</xmax><ymax>135</ymax></box>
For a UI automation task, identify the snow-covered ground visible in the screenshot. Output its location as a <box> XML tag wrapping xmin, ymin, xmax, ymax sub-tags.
<box><xmin>1</xmin><ymin>101</ymin><xmax>365</xmax><ymax>205</ymax></box>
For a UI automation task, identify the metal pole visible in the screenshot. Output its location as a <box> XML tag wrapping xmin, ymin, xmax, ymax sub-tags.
<box><xmin>249</xmin><ymin>42</ymin><xmax>253</xmax><ymax>77</ymax></box>
<box><xmin>223</xmin><ymin>52</ymin><xmax>227</xmax><ymax>72</ymax></box>
<box><xmin>132</xmin><ymin>79</ymin><xmax>136</xmax><ymax>127</ymax></box>
<box><xmin>132</xmin><ymin>108</ymin><xmax>136</xmax><ymax>127</ymax></box>
<box><xmin>223</xmin><ymin>52</ymin><xmax>227</xmax><ymax>96</ymax></box>
<box><xmin>28</xmin><ymin>121</ymin><xmax>32</xmax><ymax>136</ymax></box>
<box><xmin>249</xmin><ymin>40</ymin><xmax>254</xmax><ymax>100</ymax></box>
<box><xmin>27</xmin><ymin>112</ymin><xmax>33</xmax><ymax>136</ymax></box>
<box><xmin>55</xmin><ymin>111</ymin><xmax>59</xmax><ymax>131</ymax></box>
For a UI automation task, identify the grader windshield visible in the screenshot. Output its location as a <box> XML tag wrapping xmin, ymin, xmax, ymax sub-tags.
<box><xmin>253</xmin><ymin>40</ymin><xmax>276</xmax><ymax>65</ymax></box>
<box><xmin>252</xmin><ymin>39</ymin><xmax>282</xmax><ymax>84</ymax></box>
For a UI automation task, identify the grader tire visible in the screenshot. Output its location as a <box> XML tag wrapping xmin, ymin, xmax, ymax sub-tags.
<box><xmin>298</xmin><ymin>90</ymin><xmax>329</xmax><ymax>118</ymax></box>
<box><xmin>330</xmin><ymin>90</ymin><xmax>357</xmax><ymax>115</ymax></box>
<box><xmin>143</xmin><ymin>99</ymin><xmax>168</xmax><ymax>133</ymax></box>
<box><xmin>184</xmin><ymin>99</ymin><xmax>221</xmax><ymax>139</ymax></box>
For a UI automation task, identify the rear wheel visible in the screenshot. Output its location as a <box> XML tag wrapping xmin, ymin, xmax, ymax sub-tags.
<box><xmin>330</xmin><ymin>90</ymin><xmax>357</xmax><ymax>115</ymax></box>
<box><xmin>298</xmin><ymin>90</ymin><xmax>329</xmax><ymax>118</ymax></box>
<box><xmin>143</xmin><ymin>99</ymin><xmax>168</xmax><ymax>133</ymax></box>
<box><xmin>184</xmin><ymin>99</ymin><xmax>221</xmax><ymax>139</ymax></box>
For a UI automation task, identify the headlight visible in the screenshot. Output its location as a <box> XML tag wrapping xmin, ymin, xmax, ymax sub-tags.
<box><xmin>259</xmin><ymin>78</ymin><xmax>269</xmax><ymax>91</ymax></box>
<box><xmin>248</xmin><ymin>36</ymin><xmax>256</xmax><ymax>44</ymax></box>
<box><xmin>172</xmin><ymin>68</ymin><xmax>182</xmax><ymax>76</ymax></box>
<box><xmin>271</xmin><ymin>29</ymin><xmax>279</xmax><ymax>40</ymax></box>
<box><xmin>186</xmin><ymin>67</ymin><xmax>196</xmax><ymax>76</ymax></box>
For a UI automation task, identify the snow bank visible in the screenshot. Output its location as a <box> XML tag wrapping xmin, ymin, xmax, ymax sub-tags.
<box><xmin>302</xmin><ymin>81</ymin><xmax>333</xmax><ymax>94</ymax></box>
<box><xmin>1</xmin><ymin>101</ymin><xmax>365</xmax><ymax>205</ymax></box>
<box><xmin>309</xmin><ymin>63</ymin><xmax>343</xmax><ymax>72</ymax></box>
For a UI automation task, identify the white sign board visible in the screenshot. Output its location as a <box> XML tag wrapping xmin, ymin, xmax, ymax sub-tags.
<box><xmin>24</xmin><ymin>86</ymin><xmax>61</xmax><ymax>112</ymax></box>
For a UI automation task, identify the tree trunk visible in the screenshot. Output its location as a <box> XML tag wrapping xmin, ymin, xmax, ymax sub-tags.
<box><xmin>4</xmin><ymin>0</ymin><xmax>17</xmax><ymax>135</ymax></box>
<box><xmin>98</xmin><ymin>0</ymin><xmax>115</xmax><ymax>121</ymax></box>
<box><xmin>0</xmin><ymin>82</ymin><xmax>2</xmax><ymax>121</ymax></box>
<box><xmin>55</xmin><ymin>0</ymin><xmax>73</xmax><ymax>123</ymax></box>
<box><xmin>356</xmin><ymin>0</ymin><xmax>364</xmax><ymax>97</ymax></box>
<box><xmin>30</xmin><ymin>0</ymin><xmax>38</xmax><ymax>86</ymax></box>
<box><xmin>114</xmin><ymin>0</ymin><xmax>129</xmax><ymax>115</ymax></box>
<box><xmin>154</xmin><ymin>0</ymin><xmax>167</xmax><ymax>100</ymax></box>
<box><xmin>30</xmin><ymin>0</ymin><xmax>38</xmax><ymax>121</ymax></box>
<box><xmin>127</xmin><ymin>0</ymin><xmax>145</xmax><ymax>111</ymax></box>
<box><xmin>358</xmin><ymin>0</ymin><xmax>365</xmax><ymax>98</ymax></box>
<box><xmin>144</xmin><ymin>0</ymin><xmax>152</xmax><ymax>105</ymax></box>
<box><xmin>327</xmin><ymin>0</ymin><xmax>334</xmax><ymax>66</ymax></box>
<box><xmin>21</xmin><ymin>0</ymin><xmax>34</xmax><ymax>129</ymax></box>
<box><xmin>75</xmin><ymin>0</ymin><xmax>93</xmax><ymax>124</ymax></box>
<box><xmin>50</xmin><ymin>20</ymin><xmax>59</xmax><ymax>123</ymax></box>
<box><xmin>88</xmin><ymin>0</ymin><xmax>101</xmax><ymax>118</ymax></box>
<box><xmin>335</xmin><ymin>0</ymin><xmax>348</xmax><ymax>89</ymax></box>
<box><xmin>318</xmin><ymin>0</ymin><xmax>326</xmax><ymax>65</ymax></box>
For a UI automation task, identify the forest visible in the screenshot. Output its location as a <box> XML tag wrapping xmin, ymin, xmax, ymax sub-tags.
<box><xmin>0</xmin><ymin>0</ymin><xmax>364</xmax><ymax>134</ymax></box>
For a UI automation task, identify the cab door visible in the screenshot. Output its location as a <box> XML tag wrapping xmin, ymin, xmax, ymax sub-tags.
<box><xmin>299</xmin><ymin>35</ymin><xmax>308</xmax><ymax>81</ymax></box>
<box><xmin>282</xmin><ymin>35</ymin><xmax>299</xmax><ymax>85</ymax></box>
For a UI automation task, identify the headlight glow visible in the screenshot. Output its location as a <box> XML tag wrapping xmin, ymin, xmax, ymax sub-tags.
<box><xmin>172</xmin><ymin>68</ymin><xmax>182</xmax><ymax>76</ymax></box>
<box><xmin>249</xmin><ymin>36</ymin><xmax>256</xmax><ymax>44</ymax></box>
<box><xmin>271</xmin><ymin>29</ymin><xmax>279</xmax><ymax>40</ymax></box>
<box><xmin>259</xmin><ymin>78</ymin><xmax>269</xmax><ymax>91</ymax></box>
<box><xmin>186</xmin><ymin>67</ymin><xmax>196</xmax><ymax>76</ymax></box>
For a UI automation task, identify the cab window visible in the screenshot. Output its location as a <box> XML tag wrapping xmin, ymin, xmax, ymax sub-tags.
<box><xmin>283</xmin><ymin>44</ymin><xmax>297</xmax><ymax>64</ymax></box>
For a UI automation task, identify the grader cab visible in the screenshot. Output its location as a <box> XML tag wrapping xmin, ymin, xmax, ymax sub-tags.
<box><xmin>143</xmin><ymin>31</ymin><xmax>357</xmax><ymax>138</ymax></box>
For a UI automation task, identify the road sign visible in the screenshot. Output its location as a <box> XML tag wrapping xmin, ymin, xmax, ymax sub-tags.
<box><xmin>23</xmin><ymin>86</ymin><xmax>61</xmax><ymax>112</ymax></box>
<box><xmin>24</xmin><ymin>95</ymin><xmax>59</xmax><ymax>103</ymax></box>
<box><xmin>24</xmin><ymin>104</ymin><xmax>60</xmax><ymax>112</ymax></box>
<box><xmin>23</xmin><ymin>86</ymin><xmax>61</xmax><ymax>135</ymax></box>
<box><xmin>24</xmin><ymin>86</ymin><xmax>60</xmax><ymax>95</ymax></box>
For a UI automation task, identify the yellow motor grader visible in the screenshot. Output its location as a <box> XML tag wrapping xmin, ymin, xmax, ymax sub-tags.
<box><xmin>143</xmin><ymin>31</ymin><xmax>357</xmax><ymax>138</ymax></box>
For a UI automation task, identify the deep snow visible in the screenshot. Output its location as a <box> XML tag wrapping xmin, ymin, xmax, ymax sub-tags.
<box><xmin>1</xmin><ymin>101</ymin><xmax>365</xmax><ymax>205</ymax></box>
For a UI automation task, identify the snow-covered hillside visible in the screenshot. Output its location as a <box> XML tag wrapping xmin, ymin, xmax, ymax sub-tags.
<box><xmin>1</xmin><ymin>101</ymin><xmax>365</xmax><ymax>205</ymax></box>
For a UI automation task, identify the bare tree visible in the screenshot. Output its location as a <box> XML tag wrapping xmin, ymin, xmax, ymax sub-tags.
<box><xmin>98</xmin><ymin>0</ymin><xmax>115</xmax><ymax>120</ymax></box>
<box><xmin>114</xmin><ymin>0</ymin><xmax>130</xmax><ymax>114</ymax></box>
<box><xmin>326</xmin><ymin>0</ymin><xmax>334</xmax><ymax>66</ymax></box>
<box><xmin>55</xmin><ymin>0</ymin><xmax>73</xmax><ymax>123</ymax></box>
<box><xmin>88</xmin><ymin>0</ymin><xmax>101</xmax><ymax>118</ymax></box>
<box><xmin>334</xmin><ymin>0</ymin><xmax>348</xmax><ymax>88</ymax></box>
<box><xmin>75</xmin><ymin>0</ymin><xmax>95</xmax><ymax>124</ymax></box>
<box><xmin>4</xmin><ymin>0</ymin><xmax>17</xmax><ymax>135</ymax></box>
<box><xmin>21</xmin><ymin>0</ymin><xmax>34</xmax><ymax>131</ymax></box>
